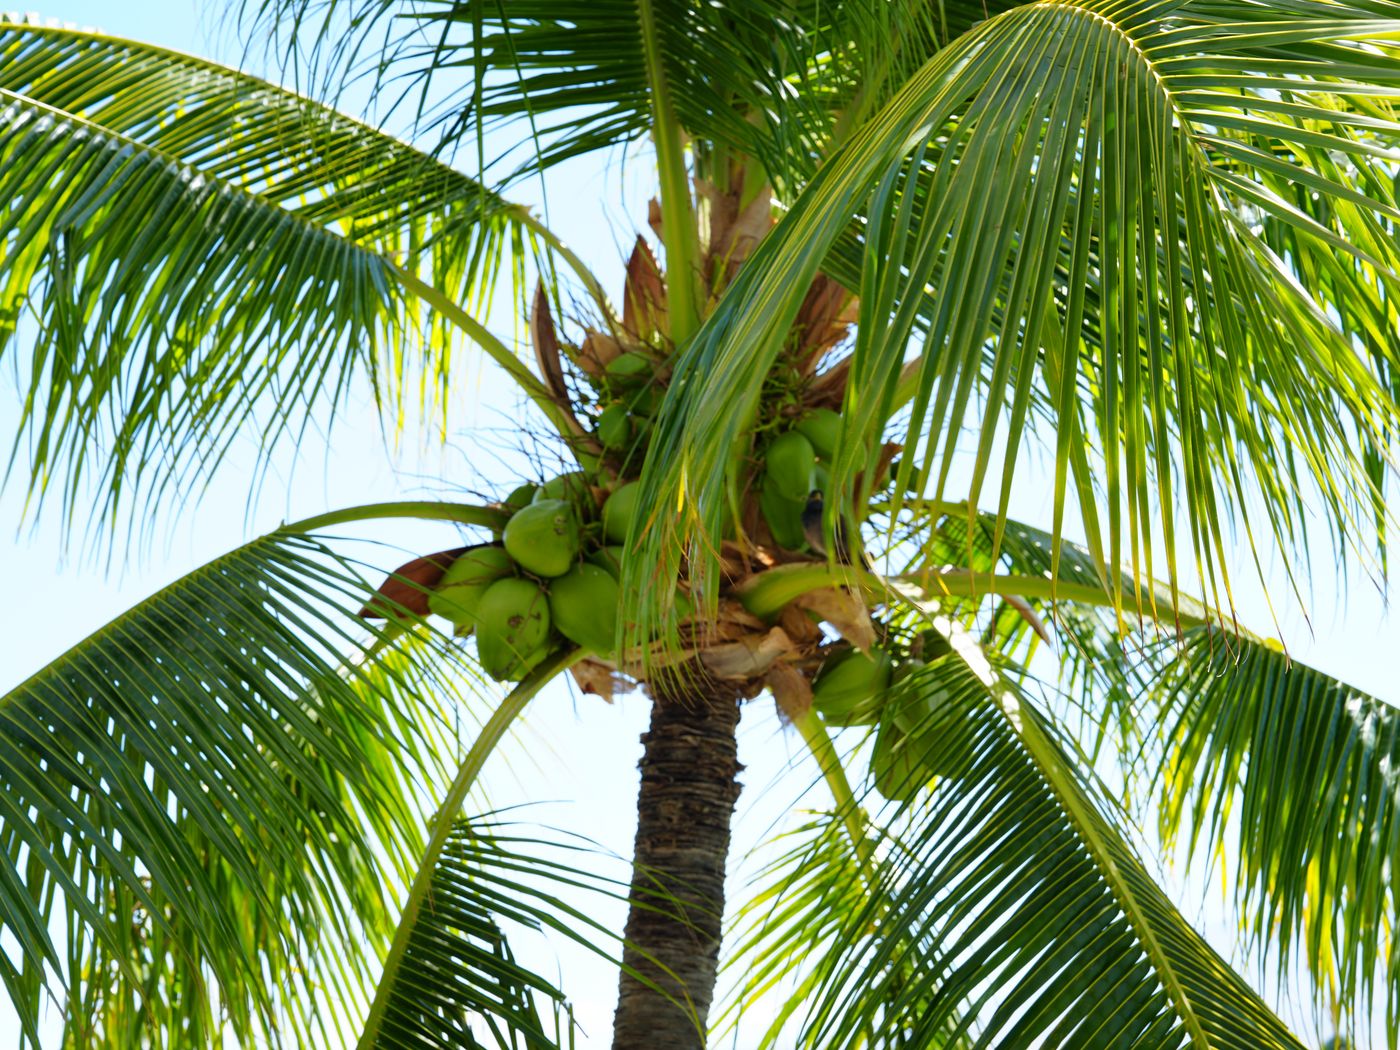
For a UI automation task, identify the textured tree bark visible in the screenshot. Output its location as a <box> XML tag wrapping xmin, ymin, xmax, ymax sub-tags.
<box><xmin>611</xmin><ymin>671</ymin><xmax>744</xmax><ymax>1050</ymax></box>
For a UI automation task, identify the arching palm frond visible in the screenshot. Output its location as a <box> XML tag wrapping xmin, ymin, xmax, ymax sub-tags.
<box><xmin>721</xmin><ymin>808</ymin><xmax>974</xmax><ymax>1049</ymax></box>
<box><xmin>234</xmin><ymin>0</ymin><xmax>1035</xmax><ymax>191</ymax></box>
<box><xmin>0</xmin><ymin>19</ymin><xmax>528</xmax><ymax>535</ymax></box>
<box><xmin>361</xmin><ymin>818</ymin><xmax>631</xmax><ymax>1050</ymax></box>
<box><xmin>786</xmin><ymin>630</ymin><xmax>1308</xmax><ymax>1049</ymax></box>
<box><xmin>635</xmin><ymin>0</ymin><xmax>1400</xmax><ymax>648</ymax></box>
<box><xmin>903</xmin><ymin>504</ymin><xmax>1400</xmax><ymax>1035</ymax></box>
<box><xmin>0</xmin><ymin>501</ymin><xmax>505</xmax><ymax>1046</ymax></box>
<box><xmin>1156</xmin><ymin>629</ymin><xmax>1400</xmax><ymax>1037</ymax></box>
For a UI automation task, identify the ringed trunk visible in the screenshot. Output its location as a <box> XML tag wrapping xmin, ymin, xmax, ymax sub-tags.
<box><xmin>611</xmin><ymin>669</ymin><xmax>744</xmax><ymax>1050</ymax></box>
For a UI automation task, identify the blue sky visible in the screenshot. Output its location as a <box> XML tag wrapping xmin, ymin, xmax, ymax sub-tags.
<box><xmin>0</xmin><ymin>3</ymin><xmax>1394</xmax><ymax>1046</ymax></box>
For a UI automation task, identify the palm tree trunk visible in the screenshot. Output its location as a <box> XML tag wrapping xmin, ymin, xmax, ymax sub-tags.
<box><xmin>611</xmin><ymin>671</ymin><xmax>743</xmax><ymax>1050</ymax></box>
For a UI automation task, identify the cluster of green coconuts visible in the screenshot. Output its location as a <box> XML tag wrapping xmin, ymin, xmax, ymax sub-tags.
<box><xmin>593</xmin><ymin>350</ymin><xmax>666</xmax><ymax>458</ymax></box>
<box><xmin>759</xmin><ymin>408</ymin><xmax>842</xmax><ymax>549</ymax></box>
<box><xmin>426</xmin><ymin>473</ymin><xmax>654</xmax><ymax>681</ymax></box>
<box><xmin>424</xmin><ymin>351</ymin><xmax>689</xmax><ymax>683</ymax></box>
<box><xmin>810</xmin><ymin>633</ymin><xmax>954</xmax><ymax>800</ymax></box>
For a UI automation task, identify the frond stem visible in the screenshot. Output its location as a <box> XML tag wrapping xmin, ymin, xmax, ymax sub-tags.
<box><xmin>389</xmin><ymin>265</ymin><xmax>583</xmax><ymax>450</ymax></box>
<box><xmin>737</xmin><ymin>563</ymin><xmax>1223</xmax><ymax>633</ymax></box>
<box><xmin>356</xmin><ymin>645</ymin><xmax>587</xmax><ymax>1048</ymax></box>
<box><xmin>289</xmin><ymin>500</ymin><xmax>509</xmax><ymax>534</ymax></box>
<box><xmin>638</xmin><ymin>0</ymin><xmax>701</xmax><ymax>343</ymax></box>
<box><xmin>935</xmin><ymin>614</ymin><xmax>1211</xmax><ymax>1049</ymax></box>
<box><xmin>792</xmin><ymin>710</ymin><xmax>876</xmax><ymax>881</ymax></box>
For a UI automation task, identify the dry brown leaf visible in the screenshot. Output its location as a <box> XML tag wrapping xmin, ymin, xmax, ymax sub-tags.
<box><xmin>778</xmin><ymin>603</ymin><xmax>826</xmax><ymax>646</ymax></box>
<box><xmin>807</xmin><ymin>356</ymin><xmax>851</xmax><ymax>407</ymax></box>
<box><xmin>571</xmin><ymin>660</ymin><xmax>624</xmax><ymax>702</ymax></box>
<box><xmin>623</xmin><ymin>236</ymin><xmax>668</xmax><ymax>339</ymax></box>
<box><xmin>708</xmin><ymin>185</ymin><xmax>772</xmax><ymax>279</ymax></box>
<box><xmin>578</xmin><ymin>328</ymin><xmax>623</xmax><ymax>377</ymax></box>
<box><xmin>531</xmin><ymin>281</ymin><xmax>569</xmax><ymax>404</ymax></box>
<box><xmin>793</xmin><ymin>274</ymin><xmax>852</xmax><ymax>373</ymax></box>
<box><xmin>359</xmin><ymin>547</ymin><xmax>468</xmax><ymax>619</ymax></box>
<box><xmin>1003</xmin><ymin>594</ymin><xmax>1053</xmax><ymax>645</ymax></box>
<box><xmin>765</xmin><ymin>661</ymin><xmax>813</xmax><ymax>724</ymax></box>
<box><xmin>854</xmin><ymin>441</ymin><xmax>904</xmax><ymax>499</ymax></box>
<box><xmin>699</xmin><ymin>627</ymin><xmax>796</xmax><ymax>681</ymax></box>
<box><xmin>792</xmin><ymin>588</ymin><xmax>876</xmax><ymax>650</ymax></box>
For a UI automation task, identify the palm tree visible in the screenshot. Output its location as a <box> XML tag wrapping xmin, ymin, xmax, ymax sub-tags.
<box><xmin>0</xmin><ymin>1</ymin><xmax>1397</xmax><ymax>1046</ymax></box>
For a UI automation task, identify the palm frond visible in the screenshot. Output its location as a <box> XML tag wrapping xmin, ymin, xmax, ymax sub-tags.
<box><xmin>722</xmin><ymin>809</ymin><xmax>974</xmax><ymax>1049</ymax></box>
<box><xmin>1157</xmin><ymin>628</ymin><xmax>1400</xmax><ymax>1038</ymax></box>
<box><xmin>363</xmin><ymin>818</ymin><xmax>631</xmax><ymax>1049</ymax></box>
<box><xmin>784</xmin><ymin>622</ymin><xmax>1308</xmax><ymax>1048</ymax></box>
<box><xmin>900</xmin><ymin>510</ymin><xmax>1400</xmax><ymax>1039</ymax></box>
<box><xmin>0</xmin><ymin>502</ymin><xmax>504</xmax><ymax>1046</ymax></box>
<box><xmin>634</xmin><ymin>0</ymin><xmax>1400</xmax><ymax>650</ymax></box>
<box><xmin>0</xmin><ymin>19</ymin><xmax>528</xmax><ymax>536</ymax></box>
<box><xmin>232</xmin><ymin>0</ymin><xmax>1032</xmax><ymax>193</ymax></box>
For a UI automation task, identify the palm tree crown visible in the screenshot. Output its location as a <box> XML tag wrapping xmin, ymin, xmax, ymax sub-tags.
<box><xmin>0</xmin><ymin>1</ymin><xmax>1398</xmax><ymax>1047</ymax></box>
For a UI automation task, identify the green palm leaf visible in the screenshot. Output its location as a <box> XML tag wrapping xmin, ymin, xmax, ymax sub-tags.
<box><xmin>1158</xmin><ymin>628</ymin><xmax>1400</xmax><ymax>1036</ymax></box>
<box><xmin>633</xmin><ymin>0</ymin><xmax>1400</xmax><ymax>648</ymax></box>
<box><xmin>365</xmin><ymin>818</ymin><xmax>632</xmax><ymax>1049</ymax></box>
<box><xmin>908</xmin><ymin>504</ymin><xmax>1400</xmax><ymax>1034</ymax></box>
<box><xmin>791</xmin><ymin>627</ymin><xmax>1307</xmax><ymax>1048</ymax></box>
<box><xmin>238</xmin><ymin>0</ymin><xmax>1035</xmax><ymax>191</ymax></box>
<box><xmin>723</xmin><ymin>808</ymin><xmax>974</xmax><ymax>1049</ymax></box>
<box><xmin>0</xmin><ymin>19</ymin><xmax>525</xmax><ymax>533</ymax></box>
<box><xmin>0</xmin><ymin>501</ymin><xmax>505</xmax><ymax>1046</ymax></box>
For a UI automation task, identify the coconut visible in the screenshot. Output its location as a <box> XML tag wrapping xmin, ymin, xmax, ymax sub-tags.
<box><xmin>812</xmin><ymin>647</ymin><xmax>893</xmax><ymax>725</ymax></box>
<box><xmin>626</xmin><ymin>383</ymin><xmax>664</xmax><ymax>417</ymax></box>
<box><xmin>795</xmin><ymin>409</ymin><xmax>841</xmax><ymax>460</ymax></box>
<box><xmin>427</xmin><ymin>546</ymin><xmax>514</xmax><ymax>630</ymax></box>
<box><xmin>604</xmin><ymin>351</ymin><xmax>653</xmax><ymax>384</ymax></box>
<box><xmin>502</xmin><ymin>482</ymin><xmax>538</xmax><ymax>513</ymax></box>
<box><xmin>587</xmin><ymin>545</ymin><xmax>627</xmax><ymax>579</ymax></box>
<box><xmin>548</xmin><ymin>563</ymin><xmax>620</xmax><ymax>655</ymax></box>
<box><xmin>765</xmin><ymin>430</ymin><xmax>816</xmax><ymax>501</ymax></box>
<box><xmin>596</xmin><ymin>404</ymin><xmax>633</xmax><ymax>449</ymax></box>
<box><xmin>602</xmin><ymin>482</ymin><xmax>642</xmax><ymax>543</ymax></box>
<box><xmin>475</xmin><ymin>577</ymin><xmax>553</xmax><ymax>681</ymax></box>
<box><xmin>505</xmin><ymin>499</ymin><xmax>580</xmax><ymax>577</ymax></box>
<box><xmin>533</xmin><ymin>471</ymin><xmax>590</xmax><ymax>505</ymax></box>
<box><xmin>871</xmin><ymin>721</ymin><xmax>925</xmax><ymax>801</ymax></box>
<box><xmin>760</xmin><ymin>474</ymin><xmax>807</xmax><ymax>550</ymax></box>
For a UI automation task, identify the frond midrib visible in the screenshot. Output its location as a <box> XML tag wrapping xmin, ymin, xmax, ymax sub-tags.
<box><xmin>941</xmin><ymin>616</ymin><xmax>1214</xmax><ymax>1048</ymax></box>
<box><xmin>0</xmin><ymin>18</ymin><xmax>497</xmax><ymax>202</ymax></box>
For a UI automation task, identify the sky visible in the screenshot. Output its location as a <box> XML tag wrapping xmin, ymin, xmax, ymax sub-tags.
<box><xmin>0</xmin><ymin>3</ymin><xmax>1394</xmax><ymax>1047</ymax></box>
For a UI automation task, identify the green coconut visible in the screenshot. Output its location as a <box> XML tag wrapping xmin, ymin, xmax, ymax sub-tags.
<box><xmin>505</xmin><ymin>499</ymin><xmax>580</xmax><ymax>577</ymax></box>
<box><xmin>871</xmin><ymin>721</ymin><xmax>925</xmax><ymax>801</ymax></box>
<box><xmin>812</xmin><ymin>647</ymin><xmax>893</xmax><ymax>726</ymax></box>
<box><xmin>475</xmin><ymin>577</ymin><xmax>553</xmax><ymax>682</ymax></box>
<box><xmin>765</xmin><ymin>430</ymin><xmax>816</xmax><ymax>500</ymax></box>
<box><xmin>602</xmin><ymin>482</ymin><xmax>642</xmax><ymax>543</ymax></box>
<box><xmin>427</xmin><ymin>546</ymin><xmax>514</xmax><ymax>630</ymax></box>
<box><xmin>596</xmin><ymin>404</ymin><xmax>633</xmax><ymax>449</ymax></box>
<box><xmin>604</xmin><ymin>351</ymin><xmax>653</xmax><ymax>384</ymax></box>
<box><xmin>503</xmin><ymin>482</ymin><xmax>538</xmax><ymax>513</ymax></box>
<box><xmin>760</xmin><ymin>474</ymin><xmax>807</xmax><ymax>550</ymax></box>
<box><xmin>533</xmin><ymin>471</ymin><xmax>590</xmax><ymax>505</ymax></box>
<box><xmin>548</xmin><ymin>563</ymin><xmax>620</xmax><ymax>655</ymax></box>
<box><xmin>623</xmin><ymin>383</ymin><xmax>663</xmax><ymax>418</ymax></box>
<box><xmin>586</xmin><ymin>545</ymin><xmax>627</xmax><ymax>579</ymax></box>
<box><xmin>795</xmin><ymin>409</ymin><xmax>841</xmax><ymax>460</ymax></box>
